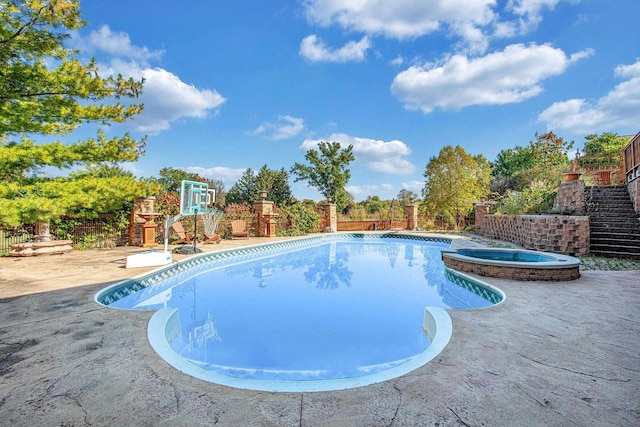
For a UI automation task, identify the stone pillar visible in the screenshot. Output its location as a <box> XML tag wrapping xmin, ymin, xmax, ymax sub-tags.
<box><xmin>405</xmin><ymin>203</ymin><xmax>419</xmax><ymax>231</ymax></box>
<box><xmin>474</xmin><ymin>203</ymin><xmax>491</xmax><ymax>233</ymax></box>
<box><xmin>323</xmin><ymin>203</ymin><xmax>337</xmax><ymax>232</ymax></box>
<box><xmin>35</xmin><ymin>222</ymin><xmax>52</xmax><ymax>242</ymax></box>
<box><xmin>130</xmin><ymin>196</ymin><xmax>156</xmax><ymax>246</ymax></box>
<box><xmin>253</xmin><ymin>200</ymin><xmax>274</xmax><ymax>237</ymax></box>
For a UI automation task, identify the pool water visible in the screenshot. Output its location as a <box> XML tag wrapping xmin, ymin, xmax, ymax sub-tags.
<box><xmin>456</xmin><ymin>249</ymin><xmax>555</xmax><ymax>263</ymax></box>
<box><xmin>109</xmin><ymin>237</ymin><xmax>497</xmax><ymax>382</ymax></box>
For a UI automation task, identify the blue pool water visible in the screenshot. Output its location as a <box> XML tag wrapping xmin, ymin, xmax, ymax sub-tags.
<box><xmin>102</xmin><ymin>236</ymin><xmax>501</xmax><ymax>385</ymax></box>
<box><xmin>456</xmin><ymin>249</ymin><xmax>555</xmax><ymax>263</ymax></box>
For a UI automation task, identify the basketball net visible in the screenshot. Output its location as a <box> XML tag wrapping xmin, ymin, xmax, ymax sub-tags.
<box><xmin>201</xmin><ymin>209</ymin><xmax>224</xmax><ymax>235</ymax></box>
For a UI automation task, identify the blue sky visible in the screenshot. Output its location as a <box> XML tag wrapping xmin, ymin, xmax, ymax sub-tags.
<box><xmin>71</xmin><ymin>0</ymin><xmax>639</xmax><ymax>201</ymax></box>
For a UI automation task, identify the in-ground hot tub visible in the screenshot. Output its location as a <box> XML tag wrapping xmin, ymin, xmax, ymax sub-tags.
<box><xmin>441</xmin><ymin>247</ymin><xmax>580</xmax><ymax>281</ymax></box>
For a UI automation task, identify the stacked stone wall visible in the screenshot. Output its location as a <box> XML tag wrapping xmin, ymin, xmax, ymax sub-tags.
<box><xmin>553</xmin><ymin>180</ymin><xmax>585</xmax><ymax>215</ymax></box>
<box><xmin>478</xmin><ymin>214</ymin><xmax>589</xmax><ymax>256</ymax></box>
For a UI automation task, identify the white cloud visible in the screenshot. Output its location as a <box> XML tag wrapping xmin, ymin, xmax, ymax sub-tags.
<box><xmin>300</xmin><ymin>35</ymin><xmax>371</xmax><ymax>62</ymax></box>
<box><xmin>250</xmin><ymin>115</ymin><xmax>305</xmax><ymax>140</ymax></box>
<box><xmin>75</xmin><ymin>27</ymin><xmax>225</xmax><ymax>134</ymax></box>
<box><xmin>183</xmin><ymin>166</ymin><xmax>245</xmax><ymax>188</ymax></box>
<box><xmin>303</xmin><ymin>1</ymin><xmax>572</xmax><ymax>55</ymax></box>
<box><xmin>346</xmin><ymin>183</ymin><xmax>396</xmax><ymax>199</ymax></box>
<box><xmin>304</xmin><ymin>0</ymin><xmax>498</xmax><ymax>54</ymax></box>
<box><xmin>390</xmin><ymin>55</ymin><xmax>405</xmax><ymax>66</ymax></box>
<box><xmin>83</xmin><ymin>25</ymin><xmax>164</xmax><ymax>65</ymax></box>
<box><xmin>480</xmin><ymin>0</ymin><xmax>565</xmax><ymax>38</ymax></box>
<box><xmin>391</xmin><ymin>43</ymin><xmax>592</xmax><ymax>113</ymax></box>
<box><xmin>538</xmin><ymin>58</ymin><xmax>640</xmax><ymax>134</ymax></box>
<box><xmin>304</xmin><ymin>0</ymin><xmax>495</xmax><ymax>40</ymax></box>
<box><xmin>126</xmin><ymin>67</ymin><xmax>225</xmax><ymax>134</ymax></box>
<box><xmin>300</xmin><ymin>133</ymin><xmax>416</xmax><ymax>175</ymax></box>
<box><xmin>402</xmin><ymin>180</ymin><xmax>424</xmax><ymax>195</ymax></box>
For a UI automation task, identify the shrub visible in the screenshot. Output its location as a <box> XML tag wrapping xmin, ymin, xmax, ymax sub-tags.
<box><xmin>496</xmin><ymin>181</ymin><xmax>557</xmax><ymax>214</ymax></box>
<box><xmin>276</xmin><ymin>202</ymin><xmax>319</xmax><ymax>236</ymax></box>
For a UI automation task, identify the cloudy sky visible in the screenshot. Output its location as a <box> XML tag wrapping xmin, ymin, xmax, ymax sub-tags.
<box><xmin>73</xmin><ymin>0</ymin><xmax>639</xmax><ymax>201</ymax></box>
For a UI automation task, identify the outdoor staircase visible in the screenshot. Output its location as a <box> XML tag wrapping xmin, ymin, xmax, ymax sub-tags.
<box><xmin>586</xmin><ymin>185</ymin><xmax>640</xmax><ymax>259</ymax></box>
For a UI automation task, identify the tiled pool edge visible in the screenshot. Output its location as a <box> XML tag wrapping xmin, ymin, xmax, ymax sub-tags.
<box><xmin>148</xmin><ymin>306</ymin><xmax>453</xmax><ymax>392</ymax></box>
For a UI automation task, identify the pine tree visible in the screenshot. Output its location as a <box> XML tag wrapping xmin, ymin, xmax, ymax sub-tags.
<box><xmin>0</xmin><ymin>1</ymin><xmax>152</xmax><ymax>228</ymax></box>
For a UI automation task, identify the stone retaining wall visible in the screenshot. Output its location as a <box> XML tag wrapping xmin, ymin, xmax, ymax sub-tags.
<box><xmin>553</xmin><ymin>180</ymin><xmax>585</xmax><ymax>215</ymax></box>
<box><xmin>477</xmin><ymin>214</ymin><xmax>589</xmax><ymax>255</ymax></box>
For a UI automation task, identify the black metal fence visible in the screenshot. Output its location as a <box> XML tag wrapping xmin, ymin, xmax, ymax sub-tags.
<box><xmin>1</xmin><ymin>215</ymin><xmax>128</xmax><ymax>256</ymax></box>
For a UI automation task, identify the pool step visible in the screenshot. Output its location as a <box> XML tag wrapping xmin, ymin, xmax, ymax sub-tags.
<box><xmin>585</xmin><ymin>185</ymin><xmax>640</xmax><ymax>259</ymax></box>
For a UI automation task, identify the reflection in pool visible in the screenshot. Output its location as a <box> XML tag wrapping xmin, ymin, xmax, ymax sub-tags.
<box><xmin>100</xmin><ymin>235</ymin><xmax>503</xmax><ymax>389</ymax></box>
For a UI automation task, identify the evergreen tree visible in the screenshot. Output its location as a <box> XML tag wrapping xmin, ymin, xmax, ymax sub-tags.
<box><xmin>0</xmin><ymin>1</ymin><xmax>151</xmax><ymax>227</ymax></box>
<box><xmin>225</xmin><ymin>168</ymin><xmax>257</xmax><ymax>205</ymax></box>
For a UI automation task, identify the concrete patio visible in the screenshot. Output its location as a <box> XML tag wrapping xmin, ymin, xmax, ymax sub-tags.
<box><xmin>0</xmin><ymin>235</ymin><xmax>639</xmax><ymax>426</ymax></box>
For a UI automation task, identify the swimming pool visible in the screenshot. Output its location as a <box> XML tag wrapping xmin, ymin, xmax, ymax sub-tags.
<box><xmin>96</xmin><ymin>233</ymin><xmax>504</xmax><ymax>391</ymax></box>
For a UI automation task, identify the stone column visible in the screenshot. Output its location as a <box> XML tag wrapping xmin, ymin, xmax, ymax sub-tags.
<box><xmin>405</xmin><ymin>203</ymin><xmax>418</xmax><ymax>231</ymax></box>
<box><xmin>253</xmin><ymin>200</ymin><xmax>274</xmax><ymax>237</ymax></box>
<box><xmin>130</xmin><ymin>196</ymin><xmax>156</xmax><ymax>245</ymax></box>
<box><xmin>323</xmin><ymin>203</ymin><xmax>337</xmax><ymax>232</ymax></box>
<box><xmin>474</xmin><ymin>203</ymin><xmax>491</xmax><ymax>233</ymax></box>
<box><xmin>35</xmin><ymin>222</ymin><xmax>51</xmax><ymax>242</ymax></box>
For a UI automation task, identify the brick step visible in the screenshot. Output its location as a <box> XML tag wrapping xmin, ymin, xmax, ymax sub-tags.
<box><xmin>590</xmin><ymin>231</ymin><xmax>640</xmax><ymax>240</ymax></box>
<box><xmin>588</xmin><ymin>249</ymin><xmax>640</xmax><ymax>259</ymax></box>
<box><xmin>587</xmin><ymin>210</ymin><xmax>638</xmax><ymax>218</ymax></box>
<box><xmin>590</xmin><ymin>211</ymin><xmax>639</xmax><ymax>216</ymax></box>
<box><xmin>590</xmin><ymin>197</ymin><xmax>633</xmax><ymax>206</ymax></box>
<box><xmin>587</xmin><ymin>197</ymin><xmax>633</xmax><ymax>205</ymax></box>
<box><xmin>589</xmin><ymin>220</ymin><xmax>640</xmax><ymax>227</ymax></box>
<box><xmin>586</xmin><ymin>192</ymin><xmax>631</xmax><ymax>200</ymax></box>
<box><xmin>590</xmin><ymin>237</ymin><xmax>640</xmax><ymax>248</ymax></box>
<box><xmin>590</xmin><ymin>227</ymin><xmax>640</xmax><ymax>235</ymax></box>
<box><xmin>589</xmin><ymin>242</ymin><xmax>640</xmax><ymax>253</ymax></box>
<box><xmin>588</xmin><ymin>215</ymin><xmax>639</xmax><ymax>221</ymax></box>
<box><xmin>586</xmin><ymin>192</ymin><xmax>630</xmax><ymax>198</ymax></box>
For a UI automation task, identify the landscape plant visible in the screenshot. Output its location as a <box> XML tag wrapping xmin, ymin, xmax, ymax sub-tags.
<box><xmin>290</xmin><ymin>141</ymin><xmax>355</xmax><ymax>212</ymax></box>
<box><xmin>0</xmin><ymin>0</ymin><xmax>153</xmax><ymax>231</ymax></box>
<box><xmin>276</xmin><ymin>202</ymin><xmax>319</xmax><ymax>236</ymax></box>
<box><xmin>422</xmin><ymin>145</ymin><xmax>492</xmax><ymax>227</ymax></box>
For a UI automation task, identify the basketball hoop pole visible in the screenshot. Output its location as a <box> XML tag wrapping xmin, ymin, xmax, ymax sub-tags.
<box><xmin>193</xmin><ymin>209</ymin><xmax>198</xmax><ymax>253</ymax></box>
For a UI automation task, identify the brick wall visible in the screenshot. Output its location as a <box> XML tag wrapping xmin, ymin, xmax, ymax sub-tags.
<box><xmin>553</xmin><ymin>180</ymin><xmax>585</xmax><ymax>215</ymax></box>
<box><xmin>478</xmin><ymin>214</ymin><xmax>589</xmax><ymax>255</ymax></box>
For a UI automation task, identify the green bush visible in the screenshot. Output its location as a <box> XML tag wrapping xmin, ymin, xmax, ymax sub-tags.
<box><xmin>277</xmin><ymin>202</ymin><xmax>319</xmax><ymax>236</ymax></box>
<box><xmin>496</xmin><ymin>180</ymin><xmax>557</xmax><ymax>214</ymax></box>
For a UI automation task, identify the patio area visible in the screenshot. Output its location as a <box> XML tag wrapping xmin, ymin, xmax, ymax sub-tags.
<box><xmin>0</xmin><ymin>234</ymin><xmax>638</xmax><ymax>426</ymax></box>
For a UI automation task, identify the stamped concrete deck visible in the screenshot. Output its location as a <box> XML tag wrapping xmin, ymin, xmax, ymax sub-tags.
<box><xmin>1</xmin><ymin>234</ymin><xmax>639</xmax><ymax>426</ymax></box>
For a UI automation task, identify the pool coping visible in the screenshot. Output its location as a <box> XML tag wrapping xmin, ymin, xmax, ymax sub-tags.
<box><xmin>148</xmin><ymin>306</ymin><xmax>453</xmax><ymax>392</ymax></box>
